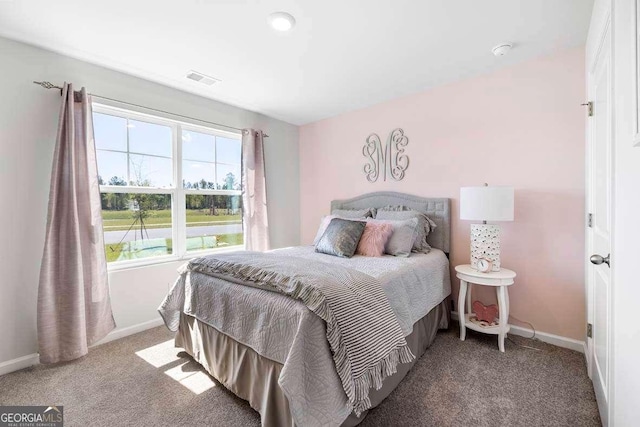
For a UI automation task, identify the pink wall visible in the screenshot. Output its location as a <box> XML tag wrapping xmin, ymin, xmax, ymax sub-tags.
<box><xmin>299</xmin><ymin>47</ymin><xmax>586</xmax><ymax>341</ymax></box>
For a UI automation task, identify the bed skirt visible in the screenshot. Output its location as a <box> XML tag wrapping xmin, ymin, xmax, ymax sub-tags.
<box><xmin>176</xmin><ymin>299</ymin><xmax>450</xmax><ymax>427</ymax></box>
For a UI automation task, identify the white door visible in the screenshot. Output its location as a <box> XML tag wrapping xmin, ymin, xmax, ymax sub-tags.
<box><xmin>586</xmin><ymin>15</ymin><xmax>613</xmax><ymax>426</ymax></box>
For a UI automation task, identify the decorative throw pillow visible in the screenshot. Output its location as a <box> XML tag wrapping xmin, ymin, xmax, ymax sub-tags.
<box><xmin>366</xmin><ymin>217</ymin><xmax>419</xmax><ymax>257</ymax></box>
<box><xmin>312</xmin><ymin>215</ymin><xmax>338</xmax><ymax>245</ymax></box>
<box><xmin>313</xmin><ymin>211</ymin><xmax>374</xmax><ymax>245</ymax></box>
<box><xmin>331</xmin><ymin>208</ymin><xmax>376</xmax><ymax>219</ymax></box>
<box><xmin>375</xmin><ymin>207</ymin><xmax>436</xmax><ymax>254</ymax></box>
<box><xmin>356</xmin><ymin>222</ymin><xmax>394</xmax><ymax>257</ymax></box>
<box><xmin>315</xmin><ymin>218</ymin><xmax>366</xmax><ymax>258</ymax></box>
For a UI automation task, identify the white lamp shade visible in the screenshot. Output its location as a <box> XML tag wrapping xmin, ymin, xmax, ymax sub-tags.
<box><xmin>460</xmin><ymin>186</ymin><xmax>514</xmax><ymax>221</ymax></box>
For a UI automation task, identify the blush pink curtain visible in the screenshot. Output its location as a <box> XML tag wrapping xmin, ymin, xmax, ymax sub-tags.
<box><xmin>37</xmin><ymin>83</ymin><xmax>115</xmax><ymax>364</ymax></box>
<box><xmin>241</xmin><ymin>129</ymin><xmax>270</xmax><ymax>251</ymax></box>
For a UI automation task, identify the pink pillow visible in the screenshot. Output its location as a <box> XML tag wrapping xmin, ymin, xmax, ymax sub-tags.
<box><xmin>356</xmin><ymin>222</ymin><xmax>393</xmax><ymax>257</ymax></box>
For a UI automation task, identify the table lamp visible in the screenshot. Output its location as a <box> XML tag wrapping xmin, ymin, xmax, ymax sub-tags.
<box><xmin>460</xmin><ymin>184</ymin><xmax>514</xmax><ymax>271</ymax></box>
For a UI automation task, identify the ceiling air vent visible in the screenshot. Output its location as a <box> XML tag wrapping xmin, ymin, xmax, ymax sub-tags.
<box><xmin>186</xmin><ymin>70</ymin><xmax>220</xmax><ymax>86</ymax></box>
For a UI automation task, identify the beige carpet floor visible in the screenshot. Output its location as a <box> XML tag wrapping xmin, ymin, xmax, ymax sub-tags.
<box><xmin>0</xmin><ymin>325</ymin><xmax>601</xmax><ymax>426</ymax></box>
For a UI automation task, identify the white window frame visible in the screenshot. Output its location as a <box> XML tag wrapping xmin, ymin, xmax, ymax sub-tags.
<box><xmin>93</xmin><ymin>102</ymin><xmax>244</xmax><ymax>271</ymax></box>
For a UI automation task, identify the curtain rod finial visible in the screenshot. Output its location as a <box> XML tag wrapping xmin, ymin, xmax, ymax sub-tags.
<box><xmin>34</xmin><ymin>81</ymin><xmax>63</xmax><ymax>91</ymax></box>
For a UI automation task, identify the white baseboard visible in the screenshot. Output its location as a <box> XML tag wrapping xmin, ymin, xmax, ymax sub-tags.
<box><xmin>92</xmin><ymin>318</ymin><xmax>164</xmax><ymax>347</ymax></box>
<box><xmin>0</xmin><ymin>353</ymin><xmax>39</xmax><ymax>377</ymax></box>
<box><xmin>451</xmin><ymin>311</ymin><xmax>585</xmax><ymax>353</ymax></box>
<box><xmin>0</xmin><ymin>317</ymin><xmax>165</xmax><ymax>377</ymax></box>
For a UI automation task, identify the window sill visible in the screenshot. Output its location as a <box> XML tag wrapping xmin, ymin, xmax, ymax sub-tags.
<box><xmin>106</xmin><ymin>245</ymin><xmax>245</xmax><ymax>273</ymax></box>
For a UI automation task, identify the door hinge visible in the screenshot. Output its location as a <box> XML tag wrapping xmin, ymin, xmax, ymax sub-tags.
<box><xmin>581</xmin><ymin>101</ymin><xmax>593</xmax><ymax>117</ymax></box>
<box><xmin>588</xmin><ymin>213</ymin><xmax>593</xmax><ymax>228</ymax></box>
<box><xmin>587</xmin><ymin>323</ymin><xmax>593</xmax><ymax>338</ymax></box>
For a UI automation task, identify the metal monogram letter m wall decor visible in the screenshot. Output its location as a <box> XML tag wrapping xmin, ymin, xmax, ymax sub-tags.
<box><xmin>362</xmin><ymin>128</ymin><xmax>409</xmax><ymax>182</ymax></box>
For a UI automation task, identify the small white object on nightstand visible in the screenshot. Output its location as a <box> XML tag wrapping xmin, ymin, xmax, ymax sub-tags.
<box><xmin>455</xmin><ymin>264</ymin><xmax>516</xmax><ymax>352</ymax></box>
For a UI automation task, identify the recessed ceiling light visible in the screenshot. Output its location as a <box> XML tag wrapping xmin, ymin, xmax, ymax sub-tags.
<box><xmin>269</xmin><ymin>12</ymin><xmax>295</xmax><ymax>32</ymax></box>
<box><xmin>492</xmin><ymin>43</ymin><xmax>513</xmax><ymax>57</ymax></box>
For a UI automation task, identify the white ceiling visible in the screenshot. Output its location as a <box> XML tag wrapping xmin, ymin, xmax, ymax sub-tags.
<box><xmin>0</xmin><ymin>0</ymin><xmax>593</xmax><ymax>125</ymax></box>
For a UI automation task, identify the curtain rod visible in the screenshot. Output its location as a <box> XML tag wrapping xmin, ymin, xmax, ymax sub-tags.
<box><xmin>32</xmin><ymin>81</ymin><xmax>269</xmax><ymax>137</ymax></box>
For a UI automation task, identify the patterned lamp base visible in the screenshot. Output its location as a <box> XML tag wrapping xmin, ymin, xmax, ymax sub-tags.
<box><xmin>470</xmin><ymin>224</ymin><xmax>501</xmax><ymax>271</ymax></box>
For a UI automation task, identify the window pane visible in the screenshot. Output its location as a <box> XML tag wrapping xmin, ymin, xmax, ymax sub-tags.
<box><xmin>216</xmin><ymin>136</ymin><xmax>241</xmax><ymax>165</ymax></box>
<box><xmin>216</xmin><ymin>164</ymin><xmax>241</xmax><ymax>190</ymax></box>
<box><xmin>183</xmin><ymin>130</ymin><xmax>215</xmax><ymax>162</ymax></box>
<box><xmin>94</xmin><ymin>113</ymin><xmax>127</xmax><ymax>151</ymax></box>
<box><xmin>97</xmin><ymin>150</ymin><xmax>128</xmax><ymax>185</ymax></box>
<box><xmin>129</xmin><ymin>154</ymin><xmax>173</xmax><ymax>187</ymax></box>
<box><xmin>101</xmin><ymin>193</ymin><xmax>172</xmax><ymax>262</ymax></box>
<box><xmin>129</xmin><ymin>119</ymin><xmax>172</xmax><ymax>157</ymax></box>
<box><xmin>185</xmin><ymin>194</ymin><xmax>243</xmax><ymax>251</ymax></box>
<box><xmin>94</xmin><ymin>104</ymin><xmax>246</xmax><ymax>265</ymax></box>
<box><xmin>183</xmin><ymin>161</ymin><xmax>216</xmax><ymax>189</ymax></box>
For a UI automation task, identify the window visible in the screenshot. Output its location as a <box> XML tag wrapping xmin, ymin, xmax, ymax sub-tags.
<box><xmin>93</xmin><ymin>104</ymin><xmax>243</xmax><ymax>266</ymax></box>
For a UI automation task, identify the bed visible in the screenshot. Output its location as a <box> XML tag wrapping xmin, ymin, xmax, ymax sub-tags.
<box><xmin>159</xmin><ymin>192</ymin><xmax>451</xmax><ymax>427</ymax></box>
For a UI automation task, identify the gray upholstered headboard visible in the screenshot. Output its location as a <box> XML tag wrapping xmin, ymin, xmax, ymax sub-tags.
<box><xmin>330</xmin><ymin>191</ymin><xmax>451</xmax><ymax>254</ymax></box>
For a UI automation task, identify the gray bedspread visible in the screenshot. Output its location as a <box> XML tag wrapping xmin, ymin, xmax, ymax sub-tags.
<box><xmin>159</xmin><ymin>246</ymin><xmax>451</xmax><ymax>427</ymax></box>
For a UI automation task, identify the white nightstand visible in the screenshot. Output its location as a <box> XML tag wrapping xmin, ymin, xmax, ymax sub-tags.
<box><xmin>455</xmin><ymin>264</ymin><xmax>516</xmax><ymax>352</ymax></box>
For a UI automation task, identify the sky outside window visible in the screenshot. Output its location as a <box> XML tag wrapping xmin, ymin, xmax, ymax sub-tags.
<box><xmin>93</xmin><ymin>113</ymin><xmax>241</xmax><ymax>188</ymax></box>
